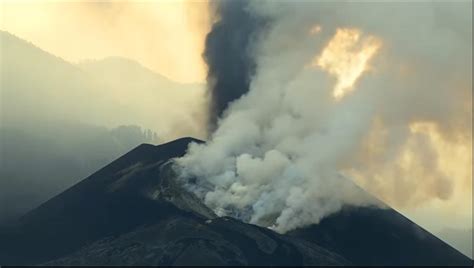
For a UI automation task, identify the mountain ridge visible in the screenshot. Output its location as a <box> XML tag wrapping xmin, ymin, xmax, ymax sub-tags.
<box><xmin>0</xmin><ymin>30</ymin><xmax>83</xmax><ymax>73</ymax></box>
<box><xmin>78</xmin><ymin>56</ymin><xmax>203</xmax><ymax>88</ymax></box>
<box><xmin>1</xmin><ymin>30</ymin><xmax>200</xmax><ymax>87</ymax></box>
<box><xmin>1</xmin><ymin>30</ymin><xmax>207</xmax><ymax>139</ymax></box>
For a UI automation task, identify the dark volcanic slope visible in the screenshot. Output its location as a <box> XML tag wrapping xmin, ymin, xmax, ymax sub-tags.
<box><xmin>0</xmin><ymin>137</ymin><xmax>470</xmax><ymax>266</ymax></box>
<box><xmin>289</xmin><ymin>205</ymin><xmax>472</xmax><ymax>266</ymax></box>
<box><xmin>0</xmin><ymin>137</ymin><xmax>205</xmax><ymax>265</ymax></box>
<box><xmin>0</xmin><ymin>137</ymin><xmax>346</xmax><ymax>266</ymax></box>
<box><xmin>44</xmin><ymin>216</ymin><xmax>346</xmax><ymax>266</ymax></box>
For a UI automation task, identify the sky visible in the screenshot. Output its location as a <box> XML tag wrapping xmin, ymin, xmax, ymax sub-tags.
<box><xmin>0</xmin><ymin>0</ymin><xmax>472</xmax><ymax>257</ymax></box>
<box><xmin>0</xmin><ymin>0</ymin><xmax>210</xmax><ymax>84</ymax></box>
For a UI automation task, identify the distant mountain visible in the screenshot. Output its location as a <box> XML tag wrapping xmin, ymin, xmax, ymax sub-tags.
<box><xmin>0</xmin><ymin>138</ymin><xmax>470</xmax><ymax>266</ymax></box>
<box><xmin>0</xmin><ymin>123</ymin><xmax>158</xmax><ymax>224</ymax></box>
<box><xmin>76</xmin><ymin>56</ymin><xmax>208</xmax><ymax>139</ymax></box>
<box><xmin>78</xmin><ymin>57</ymin><xmax>182</xmax><ymax>90</ymax></box>
<box><xmin>0</xmin><ymin>30</ymin><xmax>206</xmax><ymax>139</ymax></box>
<box><xmin>0</xmin><ymin>30</ymin><xmax>206</xmax><ymax>224</ymax></box>
<box><xmin>0</xmin><ymin>31</ymin><xmax>107</xmax><ymax>126</ymax></box>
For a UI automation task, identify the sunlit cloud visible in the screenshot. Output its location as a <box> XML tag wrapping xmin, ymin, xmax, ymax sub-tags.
<box><xmin>314</xmin><ymin>28</ymin><xmax>382</xmax><ymax>100</ymax></box>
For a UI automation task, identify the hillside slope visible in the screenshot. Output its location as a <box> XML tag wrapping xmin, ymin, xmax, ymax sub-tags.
<box><xmin>0</xmin><ymin>138</ymin><xmax>347</xmax><ymax>266</ymax></box>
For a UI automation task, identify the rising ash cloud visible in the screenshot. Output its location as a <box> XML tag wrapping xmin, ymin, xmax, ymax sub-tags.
<box><xmin>203</xmin><ymin>0</ymin><xmax>268</xmax><ymax>131</ymax></box>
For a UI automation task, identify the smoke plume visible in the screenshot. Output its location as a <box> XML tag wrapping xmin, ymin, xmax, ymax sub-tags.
<box><xmin>176</xmin><ymin>1</ymin><xmax>472</xmax><ymax>233</ymax></box>
<box><xmin>204</xmin><ymin>0</ymin><xmax>268</xmax><ymax>130</ymax></box>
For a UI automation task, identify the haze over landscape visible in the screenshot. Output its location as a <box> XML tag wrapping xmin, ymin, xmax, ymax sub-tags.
<box><xmin>0</xmin><ymin>0</ymin><xmax>472</xmax><ymax>261</ymax></box>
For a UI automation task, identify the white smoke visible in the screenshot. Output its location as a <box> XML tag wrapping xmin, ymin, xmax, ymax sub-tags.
<box><xmin>175</xmin><ymin>1</ymin><xmax>472</xmax><ymax>233</ymax></box>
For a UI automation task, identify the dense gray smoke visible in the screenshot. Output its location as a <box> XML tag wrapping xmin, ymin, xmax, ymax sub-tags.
<box><xmin>204</xmin><ymin>0</ymin><xmax>268</xmax><ymax>130</ymax></box>
<box><xmin>177</xmin><ymin>1</ymin><xmax>471</xmax><ymax>233</ymax></box>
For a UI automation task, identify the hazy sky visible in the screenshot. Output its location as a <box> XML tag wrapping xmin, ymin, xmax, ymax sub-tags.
<box><xmin>0</xmin><ymin>0</ymin><xmax>210</xmax><ymax>83</ymax></box>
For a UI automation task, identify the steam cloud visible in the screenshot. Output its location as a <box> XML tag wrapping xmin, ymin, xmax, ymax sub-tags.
<box><xmin>204</xmin><ymin>0</ymin><xmax>267</xmax><ymax>130</ymax></box>
<box><xmin>176</xmin><ymin>1</ymin><xmax>472</xmax><ymax>233</ymax></box>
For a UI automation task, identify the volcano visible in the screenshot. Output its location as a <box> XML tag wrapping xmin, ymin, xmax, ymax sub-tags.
<box><xmin>0</xmin><ymin>138</ymin><xmax>471</xmax><ymax>266</ymax></box>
